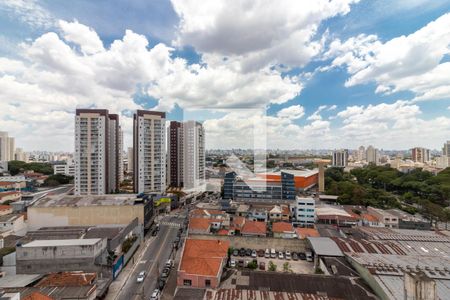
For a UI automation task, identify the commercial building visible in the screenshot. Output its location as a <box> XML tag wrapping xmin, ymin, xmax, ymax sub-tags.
<box><xmin>367</xmin><ymin>207</ymin><xmax>398</xmax><ymax>228</ymax></box>
<box><xmin>74</xmin><ymin>109</ymin><xmax>121</xmax><ymax>195</ymax></box>
<box><xmin>53</xmin><ymin>161</ymin><xmax>75</xmax><ymax>177</ymax></box>
<box><xmin>27</xmin><ymin>194</ymin><xmax>153</xmax><ymax>231</ymax></box>
<box><xmin>291</xmin><ymin>197</ymin><xmax>315</xmax><ymax>226</ymax></box>
<box><xmin>177</xmin><ymin>239</ymin><xmax>229</xmax><ymax>289</ymax></box>
<box><xmin>133</xmin><ymin>110</ymin><xmax>166</xmax><ymax>194</ymax></box>
<box><xmin>443</xmin><ymin>140</ymin><xmax>450</xmax><ymax>158</ymax></box>
<box><xmin>168</xmin><ymin>121</ymin><xmax>205</xmax><ymax>190</ymax></box>
<box><xmin>332</xmin><ymin>149</ymin><xmax>349</xmax><ymax>167</ymax></box>
<box><xmin>16</xmin><ymin>238</ymin><xmax>107</xmax><ymax>274</ymax></box>
<box><xmin>411</xmin><ymin>147</ymin><xmax>431</xmax><ymax>163</ymax></box>
<box><xmin>357</xmin><ymin>146</ymin><xmax>366</xmax><ymax>162</ymax></box>
<box><xmin>0</xmin><ymin>132</ymin><xmax>15</xmax><ymax>162</ymax></box>
<box><xmin>224</xmin><ymin>169</ymin><xmax>318</xmax><ymax>202</ymax></box>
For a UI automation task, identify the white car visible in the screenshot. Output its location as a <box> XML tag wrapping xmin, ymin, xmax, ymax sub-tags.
<box><xmin>136</xmin><ymin>271</ymin><xmax>146</xmax><ymax>283</ymax></box>
<box><xmin>165</xmin><ymin>259</ymin><xmax>173</xmax><ymax>268</ymax></box>
<box><xmin>229</xmin><ymin>259</ymin><xmax>236</xmax><ymax>267</ymax></box>
<box><xmin>150</xmin><ymin>289</ymin><xmax>160</xmax><ymax>300</ymax></box>
<box><xmin>278</xmin><ymin>251</ymin><xmax>284</xmax><ymax>259</ymax></box>
<box><xmin>285</xmin><ymin>250</ymin><xmax>291</xmax><ymax>260</ymax></box>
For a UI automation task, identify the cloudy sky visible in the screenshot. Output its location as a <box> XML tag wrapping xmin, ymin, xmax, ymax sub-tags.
<box><xmin>1</xmin><ymin>0</ymin><xmax>450</xmax><ymax>151</ymax></box>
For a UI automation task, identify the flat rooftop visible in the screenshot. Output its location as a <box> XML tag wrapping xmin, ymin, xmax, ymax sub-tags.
<box><xmin>263</xmin><ymin>169</ymin><xmax>319</xmax><ymax>177</ymax></box>
<box><xmin>34</xmin><ymin>194</ymin><xmax>140</xmax><ymax>207</ymax></box>
<box><xmin>22</xmin><ymin>238</ymin><xmax>102</xmax><ymax>247</ymax></box>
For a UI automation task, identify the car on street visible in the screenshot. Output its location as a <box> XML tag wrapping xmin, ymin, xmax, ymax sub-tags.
<box><xmin>150</xmin><ymin>289</ymin><xmax>161</xmax><ymax>300</ymax></box>
<box><xmin>229</xmin><ymin>259</ymin><xmax>236</xmax><ymax>267</ymax></box>
<box><xmin>278</xmin><ymin>251</ymin><xmax>284</xmax><ymax>259</ymax></box>
<box><xmin>239</xmin><ymin>248</ymin><xmax>246</xmax><ymax>256</ymax></box>
<box><xmin>292</xmin><ymin>252</ymin><xmax>299</xmax><ymax>261</ymax></box>
<box><xmin>233</xmin><ymin>249</ymin><xmax>239</xmax><ymax>256</ymax></box>
<box><xmin>251</xmin><ymin>250</ymin><xmax>257</xmax><ymax>258</ymax></box>
<box><xmin>245</xmin><ymin>248</ymin><xmax>252</xmax><ymax>256</ymax></box>
<box><xmin>161</xmin><ymin>267</ymin><xmax>170</xmax><ymax>278</ymax></box>
<box><xmin>285</xmin><ymin>250</ymin><xmax>291</xmax><ymax>260</ymax></box>
<box><xmin>136</xmin><ymin>271</ymin><xmax>146</xmax><ymax>283</ymax></box>
<box><xmin>165</xmin><ymin>259</ymin><xmax>173</xmax><ymax>268</ymax></box>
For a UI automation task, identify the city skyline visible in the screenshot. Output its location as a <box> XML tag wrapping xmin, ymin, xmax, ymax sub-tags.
<box><xmin>0</xmin><ymin>1</ymin><xmax>450</xmax><ymax>151</ymax></box>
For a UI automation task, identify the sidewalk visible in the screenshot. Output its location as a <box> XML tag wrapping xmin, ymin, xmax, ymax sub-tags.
<box><xmin>105</xmin><ymin>236</ymin><xmax>154</xmax><ymax>300</ymax></box>
<box><xmin>161</xmin><ymin>235</ymin><xmax>184</xmax><ymax>299</ymax></box>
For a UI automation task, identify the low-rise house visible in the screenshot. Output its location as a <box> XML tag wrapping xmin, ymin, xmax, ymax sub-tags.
<box><xmin>360</xmin><ymin>213</ymin><xmax>383</xmax><ymax>227</ymax></box>
<box><xmin>272</xmin><ymin>222</ymin><xmax>296</xmax><ymax>239</ymax></box>
<box><xmin>269</xmin><ymin>205</ymin><xmax>283</xmax><ymax>221</ymax></box>
<box><xmin>16</xmin><ymin>238</ymin><xmax>107</xmax><ymax>274</ymax></box>
<box><xmin>0</xmin><ymin>205</ymin><xmax>13</xmax><ymax>216</ymax></box>
<box><xmin>295</xmin><ymin>227</ymin><xmax>320</xmax><ymax>239</ymax></box>
<box><xmin>367</xmin><ymin>207</ymin><xmax>398</xmax><ymax>228</ymax></box>
<box><xmin>241</xmin><ymin>220</ymin><xmax>266</xmax><ymax>237</ymax></box>
<box><xmin>0</xmin><ymin>214</ymin><xmax>26</xmax><ymax>237</ymax></box>
<box><xmin>190</xmin><ymin>209</ymin><xmax>230</xmax><ymax>227</ymax></box>
<box><xmin>248</xmin><ymin>207</ymin><xmax>268</xmax><ymax>222</ymax></box>
<box><xmin>231</xmin><ymin>216</ymin><xmax>246</xmax><ymax>233</ymax></box>
<box><xmin>316</xmin><ymin>205</ymin><xmax>359</xmax><ymax>226</ymax></box>
<box><xmin>0</xmin><ymin>192</ymin><xmax>21</xmax><ymax>204</ymax></box>
<box><xmin>177</xmin><ymin>239</ymin><xmax>230</xmax><ymax>289</ymax></box>
<box><xmin>188</xmin><ymin>218</ymin><xmax>211</xmax><ymax>235</ymax></box>
<box><xmin>235</xmin><ymin>204</ymin><xmax>249</xmax><ymax>217</ymax></box>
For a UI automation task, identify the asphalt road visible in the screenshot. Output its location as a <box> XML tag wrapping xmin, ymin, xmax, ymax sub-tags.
<box><xmin>117</xmin><ymin>215</ymin><xmax>184</xmax><ymax>300</ymax></box>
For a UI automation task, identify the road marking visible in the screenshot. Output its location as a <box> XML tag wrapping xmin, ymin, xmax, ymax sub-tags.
<box><xmin>138</xmin><ymin>260</ymin><xmax>146</xmax><ymax>264</ymax></box>
<box><xmin>160</xmin><ymin>221</ymin><xmax>182</xmax><ymax>228</ymax></box>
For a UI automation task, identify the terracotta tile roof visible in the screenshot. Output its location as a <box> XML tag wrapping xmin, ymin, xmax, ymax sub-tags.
<box><xmin>232</xmin><ymin>216</ymin><xmax>246</xmax><ymax>228</ymax></box>
<box><xmin>22</xmin><ymin>292</ymin><xmax>54</xmax><ymax>300</ymax></box>
<box><xmin>217</xmin><ymin>229</ymin><xmax>229</xmax><ymax>236</ymax></box>
<box><xmin>272</xmin><ymin>222</ymin><xmax>294</xmax><ymax>233</ymax></box>
<box><xmin>191</xmin><ymin>209</ymin><xmax>225</xmax><ymax>217</ymax></box>
<box><xmin>179</xmin><ymin>239</ymin><xmax>230</xmax><ymax>276</ymax></box>
<box><xmin>241</xmin><ymin>220</ymin><xmax>266</xmax><ymax>235</ymax></box>
<box><xmin>281</xmin><ymin>205</ymin><xmax>290</xmax><ymax>215</ymax></box>
<box><xmin>0</xmin><ymin>191</ymin><xmax>20</xmax><ymax>196</ymax></box>
<box><xmin>36</xmin><ymin>272</ymin><xmax>96</xmax><ymax>287</ymax></box>
<box><xmin>361</xmin><ymin>213</ymin><xmax>378</xmax><ymax>222</ymax></box>
<box><xmin>295</xmin><ymin>228</ymin><xmax>320</xmax><ymax>239</ymax></box>
<box><xmin>188</xmin><ymin>217</ymin><xmax>211</xmax><ymax>231</ymax></box>
<box><xmin>0</xmin><ymin>205</ymin><xmax>12</xmax><ymax>211</ymax></box>
<box><xmin>0</xmin><ymin>182</ymin><xmax>14</xmax><ymax>187</ymax></box>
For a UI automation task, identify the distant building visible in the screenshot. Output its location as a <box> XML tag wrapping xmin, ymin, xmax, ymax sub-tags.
<box><xmin>367</xmin><ymin>207</ymin><xmax>398</xmax><ymax>228</ymax></box>
<box><xmin>443</xmin><ymin>140</ymin><xmax>450</xmax><ymax>157</ymax></box>
<box><xmin>332</xmin><ymin>149</ymin><xmax>349</xmax><ymax>167</ymax></box>
<box><xmin>411</xmin><ymin>147</ymin><xmax>431</xmax><ymax>163</ymax></box>
<box><xmin>0</xmin><ymin>214</ymin><xmax>26</xmax><ymax>236</ymax></box>
<box><xmin>14</xmin><ymin>148</ymin><xmax>27</xmax><ymax>162</ymax></box>
<box><xmin>53</xmin><ymin>162</ymin><xmax>75</xmax><ymax>177</ymax></box>
<box><xmin>0</xmin><ymin>132</ymin><xmax>15</xmax><ymax>162</ymax></box>
<box><xmin>357</xmin><ymin>146</ymin><xmax>366</xmax><ymax>162</ymax></box>
<box><xmin>366</xmin><ymin>145</ymin><xmax>379</xmax><ymax>165</ymax></box>
<box><xmin>241</xmin><ymin>220</ymin><xmax>267</xmax><ymax>237</ymax></box>
<box><xmin>133</xmin><ymin>110</ymin><xmax>166</xmax><ymax>194</ymax></box>
<box><xmin>126</xmin><ymin>147</ymin><xmax>133</xmax><ymax>173</ymax></box>
<box><xmin>74</xmin><ymin>109</ymin><xmax>121</xmax><ymax>195</ymax></box>
<box><xmin>168</xmin><ymin>121</ymin><xmax>183</xmax><ymax>187</ymax></box>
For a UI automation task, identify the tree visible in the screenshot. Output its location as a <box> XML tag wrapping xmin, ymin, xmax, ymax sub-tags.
<box><xmin>268</xmin><ymin>261</ymin><xmax>277</xmax><ymax>272</ymax></box>
<box><xmin>282</xmin><ymin>262</ymin><xmax>291</xmax><ymax>272</ymax></box>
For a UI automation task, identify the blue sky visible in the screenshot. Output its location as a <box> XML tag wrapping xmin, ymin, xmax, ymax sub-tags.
<box><xmin>0</xmin><ymin>0</ymin><xmax>449</xmax><ymax>151</ymax></box>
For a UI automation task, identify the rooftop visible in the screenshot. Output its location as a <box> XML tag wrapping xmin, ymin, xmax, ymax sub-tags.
<box><xmin>0</xmin><ymin>213</ymin><xmax>22</xmax><ymax>223</ymax></box>
<box><xmin>307</xmin><ymin>237</ymin><xmax>344</xmax><ymax>257</ymax></box>
<box><xmin>36</xmin><ymin>272</ymin><xmax>96</xmax><ymax>287</ymax></box>
<box><xmin>272</xmin><ymin>221</ymin><xmax>294</xmax><ymax>233</ymax></box>
<box><xmin>179</xmin><ymin>239</ymin><xmax>229</xmax><ymax>277</ymax></box>
<box><xmin>295</xmin><ymin>227</ymin><xmax>320</xmax><ymax>239</ymax></box>
<box><xmin>34</xmin><ymin>194</ymin><xmax>141</xmax><ymax>207</ymax></box>
<box><xmin>22</xmin><ymin>238</ymin><xmax>102</xmax><ymax>248</ymax></box>
<box><xmin>241</xmin><ymin>220</ymin><xmax>267</xmax><ymax>235</ymax></box>
<box><xmin>188</xmin><ymin>218</ymin><xmax>211</xmax><ymax>231</ymax></box>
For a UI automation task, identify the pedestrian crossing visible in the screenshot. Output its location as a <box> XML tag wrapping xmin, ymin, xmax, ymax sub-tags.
<box><xmin>160</xmin><ymin>221</ymin><xmax>182</xmax><ymax>228</ymax></box>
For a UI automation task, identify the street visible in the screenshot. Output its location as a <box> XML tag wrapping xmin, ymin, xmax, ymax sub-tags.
<box><xmin>115</xmin><ymin>213</ymin><xmax>185</xmax><ymax>300</ymax></box>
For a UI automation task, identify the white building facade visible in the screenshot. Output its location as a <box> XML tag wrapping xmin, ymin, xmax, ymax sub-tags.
<box><xmin>291</xmin><ymin>197</ymin><xmax>315</xmax><ymax>226</ymax></box>
<box><xmin>182</xmin><ymin>121</ymin><xmax>205</xmax><ymax>190</ymax></box>
<box><xmin>133</xmin><ymin>110</ymin><xmax>166</xmax><ymax>194</ymax></box>
<box><xmin>332</xmin><ymin>149</ymin><xmax>349</xmax><ymax>167</ymax></box>
<box><xmin>0</xmin><ymin>132</ymin><xmax>15</xmax><ymax>162</ymax></box>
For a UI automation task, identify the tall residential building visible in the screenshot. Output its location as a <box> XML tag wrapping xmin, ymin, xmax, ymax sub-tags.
<box><xmin>332</xmin><ymin>149</ymin><xmax>349</xmax><ymax>167</ymax></box>
<box><xmin>357</xmin><ymin>146</ymin><xmax>366</xmax><ymax>162</ymax></box>
<box><xmin>74</xmin><ymin>109</ymin><xmax>120</xmax><ymax>195</ymax></box>
<box><xmin>182</xmin><ymin>121</ymin><xmax>205</xmax><ymax>190</ymax></box>
<box><xmin>0</xmin><ymin>132</ymin><xmax>15</xmax><ymax>161</ymax></box>
<box><xmin>366</xmin><ymin>145</ymin><xmax>379</xmax><ymax>165</ymax></box>
<box><xmin>133</xmin><ymin>110</ymin><xmax>166</xmax><ymax>194</ymax></box>
<box><xmin>168</xmin><ymin>121</ymin><xmax>183</xmax><ymax>187</ymax></box>
<box><xmin>14</xmin><ymin>148</ymin><xmax>27</xmax><ymax>162</ymax></box>
<box><xmin>411</xmin><ymin>147</ymin><xmax>430</xmax><ymax>163</ymax></box>
<box><xmin>443</xmin><ymin>141</ymin><xmax>450</xmax><ymax>157</ymax></box>
<box><xmin>118</xmin><ymin>126</ymin><xmax>124</xmax><ymax>183</ymax></box>
<box><xmin>127</xmin><ymin>147</ymin><xmax>133</xmax><ymax>173</ymax></box>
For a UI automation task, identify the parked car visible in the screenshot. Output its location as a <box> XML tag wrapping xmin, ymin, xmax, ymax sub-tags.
<box><xmin>292</xmin><ymin>252</ymin><xmax>299</xmax><ymax>261</ymax></box>
<box><xmin>251</xmin><ymin>250</ymin><xmax>257</xmax><ymax>258</ymax></box>
<box><xmin>239</xmin><ymin>248</ymin><xmax>246</xmax><ymax>257</ymax></box>
<box><xmin>161</xmin><ymin>268</ymin><xmax>170</xmax><ymax>279</ymax></box>
<box><xmin>246</xmin><ymin>248</ymin><xmax>252</xmax><ymax>256</ymax></box>
<box><xmin>278</xmin><ymin>251</ymin><xmax>284</xmax><ymax>259</ymax></box>
<box><xmin>285</xmin><ymin>250</ymin><xmax>291</xmax><ymax>260</ymax></box>
<box><xmin>136</xmin><ymin>271</ymin><xmax>146</xmax><ymax>283</ymax></box>
<box><xmin>306</xmin><ymin>251</ymin><xmax>313</xmax><ymax>262</ymax></box>
<box><xmin>150</xmin><ymin>289</ymin><xmax>161</xmax><ymax>300</ymax></box>
<box><xmin>259</xmin><ymin>261</ymin><xmax>266</xmax><ymax>270</ymax></box>
<box><xmin>229</xmin><ymin>259</ymin><xmax>236</xmax><ymax>267</ymax></box>
<box><xmin>264</xmin><ymin>249</ymin><xmax>270</xmax><ymax>258</ymax></box>
<box><xmin>238</xmin><ymin>260</ymin><xmax>245</xmax><ymax>267</ymax></box>
<box><xmin>233</xmin><ymin>249</ymin><xmax>239</xmax><ymax>256</ymax></box>
<box><xmin>165</xmin><ymin>259</ymin><xmax>173</xmax><ymax>268</ymax></box>
<box><xmin>298</xmin><ymin>252</ymin><xmax>306</xmax><ymax>260</ymax></box>
<box><xmin>257</xmin><ymin>249</ymin><xmax>265</xmax><ymax>257</ymax></box>
<box><xmin>270</xmin><ymin>248</ymin><xmax>276</xmax><ymax>258</ymax></box>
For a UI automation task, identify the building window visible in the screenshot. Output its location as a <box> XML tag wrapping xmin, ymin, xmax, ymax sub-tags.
<box><xmin>205</xmin><ymin>279</ymin><xmax>211</xmax><ymax>287</ymax></box>
<box><xmin>183</xmin><ymin>279</ymin><xmax>192</xmax><ymax>286</ymax></box>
